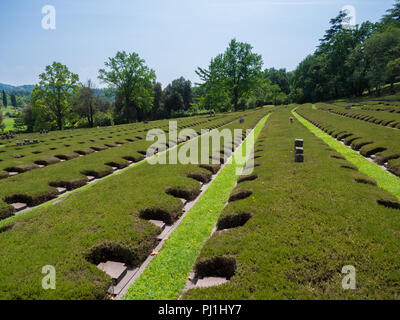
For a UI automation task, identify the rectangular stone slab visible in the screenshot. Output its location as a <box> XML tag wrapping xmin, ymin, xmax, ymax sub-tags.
<box><xmin>295</xmin><ymin>139</ymin><xmax>304</xmax><ymax>147</ymax></box>
<box><xmin>196</xmin><ymin>277</ymin><xmax>228</xmax><ymax>288</ymax></box>
<box><xmin>11</xmin><ymin>203</ymin><xmax>28</xmax><ymax>211</ymax></box>
<box><xmin>295</xmin><ymin>147</ymin><xmax>304</xmax><ymax>155</ymax></box>
<box><xmin>107</xmin><ymin>267</ymin><xmax>138</xmax><ymax>296</ymax></box>
<box><xmin>97</xmin><ymin>261</ymin><xmax>127</xmax><ymax>284</ymax></box>
<box><xmin>149</xmin><ymin>220</ymin><xmax>166</xmax><ymax>230</ymax></box>
<box><xmin>57</xmin><ymin>187</ymin><xmax>67</xmax><ymax>194</ymax></box>
<box><xmin>295</xmin><ymin>154</ymin><xmax>304</xmax><ymax>162</ymax></box>
<box><xmin>87</xmin><ymin>176</ymin><xmax>95</xmax><ymax>182</ymax></box>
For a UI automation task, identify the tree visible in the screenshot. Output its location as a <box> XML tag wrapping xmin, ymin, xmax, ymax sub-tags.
<box><xmin>0</xmin><ymin>111</ymin><xmax>4</xmax><ymax>132</ymax></box>
<box><xmin>163</xmin><ymin>77</ymin><xmax>193</xmax><ymax>116</ymax></box>
<box><xmin>10</xmin><ymin>93</ymin><xmax>17</xmax><ymax>107</ymax></box>
<box><xmin>196</xmin><ymin>39</ymin><xmax>263</xmax><ymax>111</ymax></box>
<box><xmin>386</xmin><ymin>57</ymin><xmax>400</xmax><ymax>93</ymax></box>
<box><xmin>382</xmin><ymin>0</ymin><xmax>400</xmax><ymax>28</ymax></box>
<box><xmin>364</xmin><ymin>27</ymin><xmax>400</xmax><ymax>95</ymax></box>
<box><xmin>31</xmin><ymin>62</ymin><xmax>79</xmax><ymax>130</ymax></box>
<box><xmin>14</xmin><ymin>111</ymin><xmax>25</xmax><ymax>132</ymax></box>
<box><xmin>151</xmin><ymin>82</ymin><xmax>164</xmax><ymax>120</ymax></box>
<box><xmin>264</xmin><ymin>68</ymin><xmax>290</xmax><ymax>94</ymax></box>
<box><xmin>71</xmin><ymin>80</ymin><xmax>98</xmax><ymax>127</ymax></box>
<box><xmin>2</xmin><ymin>90</ymin><xmax>7</xmax><ymax>107</ymax></box>
<box><xmin>98</xmin><ymin>51</ymin><xmax>156</xmax><ymax>123</ymax></box>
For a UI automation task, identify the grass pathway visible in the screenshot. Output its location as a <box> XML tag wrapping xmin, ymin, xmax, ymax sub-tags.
<box><xmin>123</xmin><ymin>114</ymin><xmax>270</xmax><ymax>300</ymax></box>
<box><xmin>292</xmin><ymin>109</ymin><xmax>400</xmax><ymax>201</ymax></box>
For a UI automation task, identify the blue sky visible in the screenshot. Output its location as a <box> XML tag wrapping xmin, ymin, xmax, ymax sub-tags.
<box><xmin>0</xmin><ymin>0</ymin><xmax>394</xmax><ymax>88</ymax></box>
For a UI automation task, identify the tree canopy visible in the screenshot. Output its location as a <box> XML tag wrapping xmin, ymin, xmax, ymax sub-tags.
<box><xmin>31</xmin><ymin>62</ymin><xmax>79</xmax><ymax>130</ymax></box>
<box><xmin>98</xmin><ymin>51</ymin><xmax>156</xmax><ymax>123</ymax></box>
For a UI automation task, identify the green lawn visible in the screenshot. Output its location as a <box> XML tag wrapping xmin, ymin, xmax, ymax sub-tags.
<box><xmin>183</xmin><ymin>110</ymin><xmax>400</xmax><ymax>300</ymax></box>
<box><xmin>123</xmin><ymin>114</ymin><xmax>270</xmax><ymax>300</ymax></box>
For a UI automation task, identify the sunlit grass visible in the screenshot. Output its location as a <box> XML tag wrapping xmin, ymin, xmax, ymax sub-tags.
<box><xmin>123</xmin><ymin>114</ymin><xmax>270</xmax><ymax>300</ymax></box>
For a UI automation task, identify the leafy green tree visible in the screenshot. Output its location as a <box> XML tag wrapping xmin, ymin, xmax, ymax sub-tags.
<box><xmin>2</xmin><ymin>90</ymin><xmax>7</xmax><ymax>107</ymax></box>
<box><xmin>14</xmin><ymin>111</ymin><xmax>25</xmax><ymax>132</ymax></box>
<box><xmin>151</xmin><ymin>82</ymin><xmax>164</xmax><ymax>120</ymax></box>
<box><xmin>31</xmin><ymin>62</ymin><xmax>79</xmax><ymax>130</ymax></box>
<box><xmin>10</xmin><ymin>93</ymin><xmax>17</xmax><ymax>107</ymax></box>
<box><xmin>98</xmin><ymin>51</ymin><xmax>156</xmax><ymax>123</ymax></box>
<box><xmin>163</xmin><ymin>77</ymin><xmax>193</xmax><ymax>116</ymax></box>
<box><xmin>0</xmin><ymin>111</ymin><xmax>4</xmax><ymax>132</ymax></box>
<box><xmin>264</xmin><ymin>68</ymin><xmax>290</xmax><ymax>94</ymax></box>
<box><xmin>364</xmin><ymin>27</ymin><xmax>400</xmax><ymax>95</ymax></box>
<box><xmin>382</xmin><ymin>0</ymin><xmax>400</xmax><ymax>28</ymax></box>
<box><xmin>197</xmin><ymin>39</ymin><xmax>263</xmax><ymax>111</ymax></box>
<box><xmin>386</xmin><ymin>57</ymin><xmax>400</xmax><ymax>93</ymax></box>
<box><xmin>71</xmin><ymin>79</ymin><xmax>98</xmax><ymax>127</ymax></box>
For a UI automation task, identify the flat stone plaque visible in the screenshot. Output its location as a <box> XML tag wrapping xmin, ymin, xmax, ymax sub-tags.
<box><xmin>295</xmin><ymin>139</ymin><xmax>304</xmax><ymax>148</ymax></box>
<box><xmin>12</xmin><ymin>203</ymin><xmax>28</xmax><ymax>211</ymax></box>
<box><xmin>196</xmin><ymin>277</ymin><xmax>228</xmax><ymax>288</ymax></box>
<box><xmin>57</xmin><ymin>187</ymin><xmax>67</xmax><ymax>194</ymax></box>
<box><xmin>97</xmin><ymin>261</ymin><xmax>127</xmax><ymax>284</ymax></box>
<box><xmin>149</xmin><ymin>219</ymin><xmax>166</xmax><ymax>230</ymax></box>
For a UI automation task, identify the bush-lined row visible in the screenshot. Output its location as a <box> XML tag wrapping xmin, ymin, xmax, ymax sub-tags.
<box><xmin>183</xmin><ymin>109</ymin><xmax>400</xmax><ymax>299</ymax></box>
<box><xmin>0</xmin><ymin>108</ymin><xmax>270</xmax><ymax>299</ymax></box>
<box><xmin>297</xmin><ymin>105</ymin><xmax>400</xmax><ymax>177</ymax></box>
<box><xmin>0</xmin><ymin>111</ymin><xmax>256</xmax><ymax>220</ymax></box>
<box><xmin>317</xmin><ymin>103</ymin><xmax>400</xmax><ymax>129</ymax></box>
<box><xmin>0</xmin><ymin>114</ymin><xmax>229</xmax><ymax>178</ymax></box>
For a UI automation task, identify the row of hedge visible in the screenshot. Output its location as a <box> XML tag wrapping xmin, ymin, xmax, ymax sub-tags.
<box><xmin>183</xmin><ymin>109</ymin><xmax>400</xmax><ymax>299</ymax></box>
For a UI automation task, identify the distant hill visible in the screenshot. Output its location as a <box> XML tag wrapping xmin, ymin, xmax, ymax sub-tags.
<box><xmin>0</xmin><ymin>83</ymin><xmax>109</xmax><ymax>99</ymax></box>
<box><xmin>0</xmin><ymin>83</ymin><xmax>35</xmax><ymax>95</ymax></box>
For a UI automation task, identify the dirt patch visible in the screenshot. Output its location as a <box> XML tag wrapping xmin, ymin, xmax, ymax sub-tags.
<box><xmin>5</xmin><ymin>163</ymin><xmax>40</xmax><ymax>173</ymax></box>
<box><xmin>217</xmin><ymin>212</ymin><xmax>252</xmax><ymax>230</ymax></box>
<box><xmin>105</xmin><ymin>162</ymin><xmax>128</xmax><ymax>170</ymax></box>
<box><xmin>81</xmin><ymin>168</ymin><xmax>113</xmax><ymax>179</ymax></box>
<box><xmin>198</xmin><ymin>164</ymin><xmax>221</xmax><ymax>174</ymax></box>
<box><xmin>122</xmin><ymin>155</ymin><xmax>145</xmax><ymax>163</ymax></box>
<box><xmin>340</xmin><ymin>165</ymin><xmax>358</xmax><ymax>171</ymax></box>
<box><xmin>90</xmin><ymin>146</ymin><xmax>108</xmax><ymax>152</ymax></box>
<box><xmin>139</xmin><ymin>207</ymin><xmax>182</xmax><ymax>225</ymax></box>
<box><xmin>55</xmin><ymin>153</ymin><xmax>80</xmax><ymax>160</ymax></box>
<box><xmin>354</xmin><ymin>178</ymin><xmax>377</xmax><ymax>186</ymax></box>
<box><xmin>237</xmin><ymin>174</ymin><xmax>258</xmax><ymax>184</ymax></box>
<box><xmin>165</xmin><ymin>187</ymin><xmax>200</xmax><ymax>201</ymax></box>
<box><xmin>49</xmin><ymin>178</ymin><xmax>87</xmax><ymax>191</ymax></box>
<box><xmin>4</xmin><ymin>191</ymin><xmax>58</xmax><ymax>207</ymax></box>
<box><xmin>351</xmin><ymin>141</ymin><xmax>373</xmax><ymax>151</ymax></box>
<box><xmin>377</xmin><ymin>199</ymin><xmax>400</xmax><ymax>210</ymax></box>
<box><xmin>361</xmin><ymin>147</ymin><xmax>387</xmax><ymax>158</ymax></box>
<box><xmin>34</xmin><ymin>156</ymin><xmax>60</xmax><ymax>166</ymax></box>
<box><xmin>228</xmin><ymin>190</ymin><xmax>253</xmax><ymax>202</ymax></box>
<box><xmin>85</xmin><ymin>241</ymin><xmax>154</xmax><ymax>267</ymax></box>
<box><xmin>0</xmin><ymin>224</ymin><xmax>13</xmax><ymax>234</ymax></box>
<box><xmin>195</xmin><ymin>257</ymin><xmax>236</xmax><ymax>280</ymax></box>
<box><xmin>187</xmin><ymin>172</ymin><xmax>212</xmax><ymax>184</ymax></box>
<box><xmin>74</xmin><ymin>149</ymin><xmax>95</xmax><ymax>155</ymax></box>
<box><xmin>331</xmin><ymin>155</ymin><xmax>346</xmax><ymax>160</ymax></box>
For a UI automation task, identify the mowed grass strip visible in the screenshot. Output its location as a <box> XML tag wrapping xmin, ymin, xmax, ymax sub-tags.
<box><xmin>296</xmin><ymin>105</ymin><xmax>400</xmax><ymax>177</ymax></box>
<box><xmin>123</xmin><ymin>114</ymin><xmax>270</xmax><ymax>300</ymax></box>
<box><xmin>293</xmin><ymin>109</ymin><xmax>400</xmax><ymax>200</ymax></box>
<box><xmin>183</xmin><ymin>110</ymin><xmax>400</xmax><ymax>300</ymax></box>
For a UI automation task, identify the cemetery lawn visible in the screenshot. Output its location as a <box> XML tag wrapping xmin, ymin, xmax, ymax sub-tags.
<box><xmin>183</xmin><ymin>109</ymin><xmax>400</xmax><ymax>300</ymax></box>
<box><xmin>123</xmin><ymin>114</ymin><xmax>270</xmax><ymax>300</ymax></box>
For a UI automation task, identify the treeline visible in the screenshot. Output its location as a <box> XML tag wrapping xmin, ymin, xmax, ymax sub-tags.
<box><xmin>291</xmin><ymin>0</ymin><xmax>400</xmax><ymax>102</ymax></box>
<box><xmin>2</xmin><ymin>1</ymin><xmax>400</xmax><ymax>133</ymax></box>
